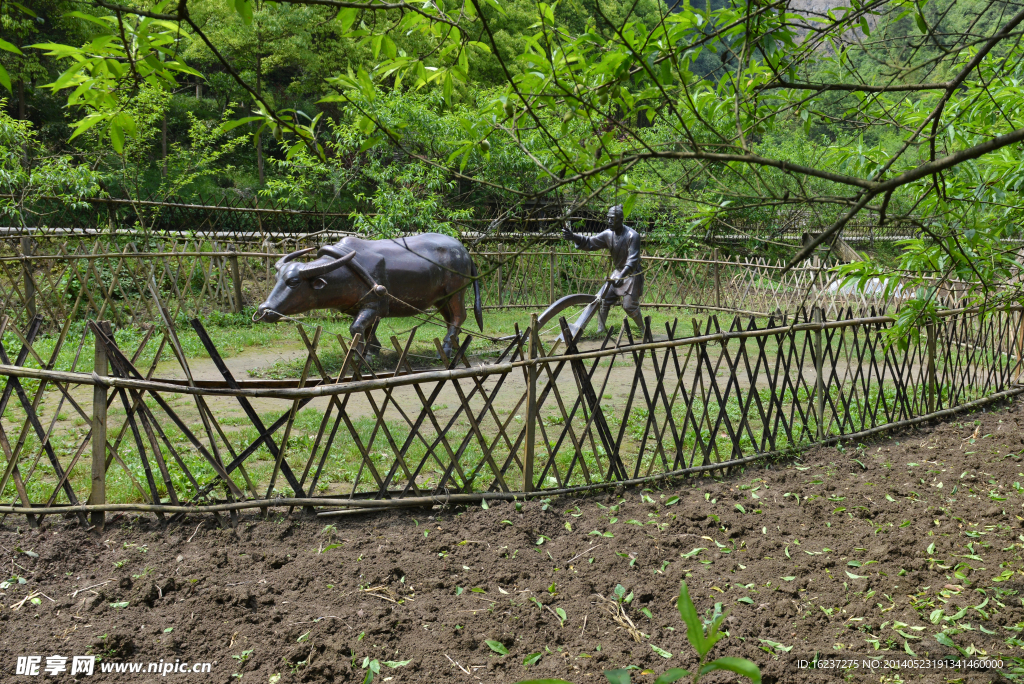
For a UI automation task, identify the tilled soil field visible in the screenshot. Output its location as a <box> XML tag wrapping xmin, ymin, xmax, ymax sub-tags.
<box><xmin>4</xmin><ymin>402</ymin><xmax>1024</xmax><ymax>684</ymax></box>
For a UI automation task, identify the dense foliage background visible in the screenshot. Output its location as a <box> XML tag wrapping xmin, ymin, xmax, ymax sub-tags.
<box><xmin>6</xmin><ymin>0</ymin><xmax>1024</xmax><ymax>332</ymax></box>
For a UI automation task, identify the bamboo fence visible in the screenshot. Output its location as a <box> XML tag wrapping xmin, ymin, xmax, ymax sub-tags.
<box><xmin>3</xmin><ymin>194</ymin><xmax>916</xmax><ymax>243</ymax></box>
<box><xmin>0</xmin><ymin>300</ymin><xmax>1021</xmax><ymax>523</ymax></box>
<box><xmin>0</xmin><ymin>235</ymin><xmax>929</xmax><ymax>332</ymax></box>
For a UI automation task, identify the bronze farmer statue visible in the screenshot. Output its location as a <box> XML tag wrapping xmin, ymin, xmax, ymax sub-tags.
<box><xmin>256</xmin><ymin>233</ymin><xmax>483</xmax><ymax>358</ymax></box>
<box><xmin>562</xmin><ymin>205</ymin><xmax>645</xmax><ymax>333</ymax></box>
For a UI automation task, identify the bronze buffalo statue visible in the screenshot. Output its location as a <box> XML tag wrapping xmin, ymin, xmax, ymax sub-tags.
<box><xmin>256</xmin><ymin>233</ymin><xmax>483</xmax><ymax>358</ymax></box>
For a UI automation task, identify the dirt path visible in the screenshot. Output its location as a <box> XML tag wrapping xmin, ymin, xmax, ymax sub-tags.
<box><xmin>3</xmin><ymin>397</ymin><xmax>1024</xmax><ymax>683</ymax></box>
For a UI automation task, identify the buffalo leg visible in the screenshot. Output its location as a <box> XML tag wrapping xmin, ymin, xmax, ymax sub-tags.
<box><xmin>349</xmin><ymin>309</ymin><xmax>380</xmax><ymax>359</ymax></box>
<box><xmin>439</xmin><ymin>295</ymin><xmax>468</xmax><ymax>358</ymax></box>
<box><xmin>366</xmin><ymin>319</ymin><xmax>383</xmax><ymax>357</ymax></box>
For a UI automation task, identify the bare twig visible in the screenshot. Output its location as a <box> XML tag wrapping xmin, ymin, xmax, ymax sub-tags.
<box><xmin>444</xmin><ymin>653</ymin><xmax>471</xmax><ymax>675</ymax></box>
<box><xmin>70</xmin><ymin>580</ymin><xmax>112</xmax><ymax>599</ymax></box>
<box><xmin>566</xmin><ymin>544</ymin><xmax>602</xmax><ymax>565</ymax></box>
<box><xmin>594</xmin><ymin>593</ymin><xmax>642</xmax><ymax>643</ymax></box>
<box><xmin>186</xmin><ymin>522</ymin><xmax>203</xmax><ymax>543</ymax></box>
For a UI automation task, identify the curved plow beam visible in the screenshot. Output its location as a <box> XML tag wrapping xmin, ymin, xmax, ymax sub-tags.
<box><xmin>537</xmin><ymin>293</ymin><xmax>597</xmax><ymax>327</ymax></box>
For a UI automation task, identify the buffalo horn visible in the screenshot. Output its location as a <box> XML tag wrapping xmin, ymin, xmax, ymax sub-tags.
<box><xmin>274</xmin><ymin>247</ymin><xmax>316</xmax><ymax>270</ymax></box>
<box><xmin>299</xmin><ymin>251</ymin><xmax>356</xmax><ymax>280</ymax></box>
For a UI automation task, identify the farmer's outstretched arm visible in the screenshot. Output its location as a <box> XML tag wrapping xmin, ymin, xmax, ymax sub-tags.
<box><xmin>562</xmin><ymin>225</ymin><xmax>611</xmax><ymax>251</ymax></box>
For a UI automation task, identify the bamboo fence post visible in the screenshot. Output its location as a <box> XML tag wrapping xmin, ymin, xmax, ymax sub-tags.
<box><xmin>713</xmin><ymin>248</ymin><xmax>721</xmax><ymax>308</ymax></box>
<box><xmin>497</xmin><ymin>261</ymin><xmax>503</xmax><ymax>307</ymax></box>
<box><xmin>20</xmin><ymin>236</ymin><xmax>35</xmax><ymax>320</ymax></box>
<box><xmin>1016</xmin><ymin>311</ymin><xmax>1024</xmax><ymax>382</ymax></box>
<box><xmin>549</xmin><ymin>245</ymin><xmax>556</xmax><ymax>305</ymax></box>
<box><xmin>263</xmin><ymin>238</ymin><xmax>272</xmax><ymax>281</ymax></box>
<box><xmin>814</xmin><ymin>307</ymin><xmax>824</xmax><ymax>441</ymax></box>
<box><xmin>525</xmin><ymin>313</ymin><xmax>538</xmax><ymax>492</ymax></box>
<box><xmin>90</xmin><ymin>322</ymin><xmax>109</xmax><ymax>530</ymax></box>
<box><xmin>926</xmin><ymin>320</ymin><xmax>937</xmax><ymax>412</ymax></box>
<box><xmin>228</xmin><ymin>245</ymin><xmax>243</xmax><ymax>314</ymax></box>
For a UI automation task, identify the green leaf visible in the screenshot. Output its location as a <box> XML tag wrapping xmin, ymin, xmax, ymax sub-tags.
<box><xmin>382</xmin><ymin>660</ymin><xmax>411</xmax><ymax>668</ymax></box>
<box><xmin>233</xmin><ymin>0</ymin><xmax>253</xmax><ymax>24</ymax></box>
<box><xmin>523</xmin><ymin>652</ymin><xmax>543</xmax><ymax>668</ymax></box>
<box><xmin>0</xmin><ymin>39</ymin><xmax>23</xmax><ymax>56</ymax></box>
<box><xmin>759</xmin><ymin>639</ymin><xmax>792</xmax><ymax>653</ymax></box>
<box><xmin>735</xmin><ymin>504</ymin><xmax>746</xmax><ymax>514</ymax></box>
<box><xmin>651</xmin><ymin>644</ymin><xmax>672</xmax><ymax>659</ymax></box>
<box><xmin>338</xmin><ymin>7</ymin><xmax>358</xmax><ymax>31</ymax></box>
<box><xmin>0</xmin><ymin>64</ymin><xmax>10</xmax><ymax>92</ymax></box>
<box><xmin>665</xmin><ymin>496</ymin><xmax>680</xmax><ymax>506</ymax></box>
<box><xmin>935</xmin><ymin>632</ymin><xmax>966</xmax><ymax>655</ymax></box>
<box><xmin>604</xmin><ymin>669</ymin><xmax>631</xmax><ymax>684</ymax></box>
<box><xmin>516</xmin><ymin>681</ymin><xmax>573</xmax><ymax>684</ymax></box>
<box><xmin>109</xmin><ymin>121</ymin><xmax>125</xmax><ymax>154</ymax></box>
<box><xmin>485</xmin><ymin>640</ymin><xmax>508</xmax><ymax>656</ymax></box>
<box><xmin>677</xmin><ymin>581</ymin><xmax>718</xmax><ymax>658</ymax></box>
<box><xmin>443</xmin><ymin>71</ymin><xmax>453</xmax><ymax>105</ymax></box>
<box><xmin>109</xmin><ymin>601</ymin><xmax>129</xmax><ymax>608</ymax></box>
<box><xmin>11</xmin><ymin>1</ymin><xmax>37</xmax><ymax>18</ymax></box>
<box><xmin>219</xmin><ymin>116</ymin><xmax>264</xmax><ymax>134</ymax></box>
<box><xmin>63</xmin><ymin>10</ymin><xmax>112</xmax><ymax>28</ymax></box>
<box><xmin>915</xmin><ymin>10</ymin><xmax>928</xmax><ymax>34</ymax></box>
<box><xmin>698</xmin><ymin>657</ymin><xmax>762</xmax><ymax>683</ymax></box>
<box><xmin>654</xmin><ymin>669</ymin><xmax>691</xmax><ymax>684</ymax></box>
<box><xmin>622</xmin><ymin>193</ymin><xmax>637</xmax><ymax>217</ymax></box>
<box><xmin>355</xmin><ymin>115</ymin><xmax>377</xmax><ymax>136</ymax></box>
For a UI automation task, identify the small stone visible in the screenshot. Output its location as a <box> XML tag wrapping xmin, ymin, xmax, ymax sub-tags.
<box><xmin>176</xmin><ymin>555</ymin><xmax>183</xmax><ymax>563</ymax></box>
<box><xmin>985</xmin><ymin>505</ymin><xmax>1002</xmax><ymax>517</ymax></box>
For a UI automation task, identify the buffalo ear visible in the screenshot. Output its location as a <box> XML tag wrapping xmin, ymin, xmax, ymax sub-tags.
<box><xmin>312</xmin><ymin>278</ymin><xmax>328</xmax><ymax>290</ymax></box>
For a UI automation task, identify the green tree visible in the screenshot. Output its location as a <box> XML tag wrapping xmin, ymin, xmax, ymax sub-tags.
<box><xmin>0</xmin><ymin>103</ymin><xmax>98</xmax><ymax>227</ymax></box>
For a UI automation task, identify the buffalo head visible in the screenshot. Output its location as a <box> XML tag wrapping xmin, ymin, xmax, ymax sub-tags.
<box><xmin>255</xmin><ymin>248</ymin><xmax>356</xmax><ymax>322</ymax></box>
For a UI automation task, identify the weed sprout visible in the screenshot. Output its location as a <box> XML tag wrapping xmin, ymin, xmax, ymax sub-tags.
<box><xmin>515</xmin><ymin>581</ymin><xmax>760</xmax><ymax>684</ymax></box>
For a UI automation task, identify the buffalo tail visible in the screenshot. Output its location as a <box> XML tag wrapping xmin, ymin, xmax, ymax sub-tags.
<box><xmin>471</xmin><ymin>261</ymin><xmax>483</xmax><ymax>331</ymax></box>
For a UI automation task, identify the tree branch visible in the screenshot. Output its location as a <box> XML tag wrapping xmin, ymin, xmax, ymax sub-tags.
<box><xmin>759</xmin><ymin>79</ymin><xmax>952</xmax><ymax>93</ymax></box>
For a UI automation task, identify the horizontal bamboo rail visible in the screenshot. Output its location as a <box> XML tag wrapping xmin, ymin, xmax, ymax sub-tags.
<box><xmin>0</xmin><ymin>250</ymin><xmax>827</xmax><ymax>269</ymax></box>
<box><xmin>0</xmin><ymin>194</ymin><xmax>352</xmax><ymax>217</ymax></box>
<box><xmin>0</xmin><ymin>251</ymin><xmax>282</xmax><ymax>262</ymax></box>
